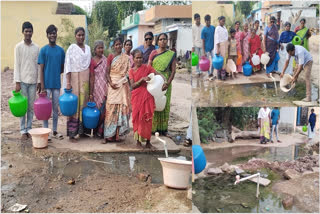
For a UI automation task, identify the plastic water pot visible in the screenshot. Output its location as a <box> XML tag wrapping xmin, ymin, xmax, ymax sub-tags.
<box><xmin>302</xmin><ymin>125</ymin><xmax>307</xmax><ymax>132</ymax></box>
<box><xmin>292</xmin><ymin>36</ymin><xmax>301</xmax><ymax>45</ymax></box>
<box><xmin>243</xmin><ymin>61</ymin><xmax>253</xmax><ymax>76</ymax></box>
<box><xmin>251</xmin><ymin>54</ymin><xmax>260</xmax><ymax>66</ymax></box>
<box><xmin>8</xmin><ymin>90</ymin><xmax>28</xmax><ymax>117</ymax></box>
<box><xmin>155</xmin><ymin>95</ymin><xmax>167</xmax><ymax>112</ymax></box>
<box><xmin>147</xmin><ymin>73</ymin><xmax>166</xmax><ymax>97</ymax></box>
<box><xmin>261</xmin><ymin>52</ymin><xmax>270</xmax><ymax>65</ymax></box>
<box><xmin>212</xmin><ymin>54</ymin><xmax>224</xmax><ymax>70</ymax></box>
<box><xmin>199</xmin><ymin>56</ymin><xmax>210</xmax><ymax>71</ymax></box>
<box><xmin>59</xmin><ymin>88</ymin><xmax>78</xmax><ymax>116</ymax></box>
<box><xmin>28</xmin><ymin>128</ymin><xmax>51</xmax><ymax>149</ymax></box>
<box><xmin>158</xmin><ymin>157</ymin><xmax>192</xmax><ymax>189</ymax></box>
<box><xmin>191</xmin><ymin>52</ymin><xmax>199</xmax><ymax>66</ymax></box>
<box><xmin>82</xmin><ymin>102</ymin><xmax>100</xmax><ymax>129</ymax></box>
<box><xmin>192</xmin><ymin>145</ymin><xmax>206</xmax><ymax>174</ymax></box>
<box><xmin>34</xmin><ymin>93</ymin><xmax>52</xmax><ymax>120</ymax></box>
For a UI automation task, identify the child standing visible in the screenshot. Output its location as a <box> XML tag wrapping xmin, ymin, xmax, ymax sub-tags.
<box><xmin>228</xmin><ymin>28</ymin><xmax>237</xmax><ymax>78</ymax></box>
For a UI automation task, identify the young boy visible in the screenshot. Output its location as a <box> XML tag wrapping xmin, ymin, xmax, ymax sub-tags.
<box><xmin>14</xmin><ymin>21</ymin><xmax>40</xmax><ymax>141</ymax></box>
<box><xmin>192</xmin><ymin>13</ymin><xmax>204</xmax><ymax>76</ymax></box>
<box><xmin>38</xmin><ymin>25</ymin><xmax>65</xmax><ymax>141</ymax></box>
<box><xmin>228</xmin><ymin>28</ymin><xmax>237</xmax><ymax>78</ymax></box>
<box><xmin>270</xmin><ymin>107</ymin><xmax>281</xmax><ymax>143</ymax></box>
<box><xmin>201</xmin><ymin>14</ymin><xmax>215</xmax><ymax>80</ymax></box>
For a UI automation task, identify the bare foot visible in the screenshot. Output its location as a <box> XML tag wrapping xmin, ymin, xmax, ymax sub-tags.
<box><xmin>69</xmin><ymin>137</ymin><xmax>78</xmax><ymax>143</ymax></box>
<box><xmin>136</xmin><ymin>141</ymin><xmax>144</xmax><ymax>149</ymax></box>
<box><xmin>145</xmin><ymin>142</ymin><xmax>156</xmax><ymax>150</ymax></box>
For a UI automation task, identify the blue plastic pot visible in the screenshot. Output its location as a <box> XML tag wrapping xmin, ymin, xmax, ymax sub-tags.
<box><xmin>212</xmin><ymin>54</ymin><xmax>224</xmax><ymax>70</ymax></box>
<box><xmin>82</xmin><ymin>102</ymin><xmax>100</xmax><ymax>129</ymax></box>
<box><xmin>243</xmin><ymin>61</ymin><xmax>252</xmax><ymax>76</ymax></box>
<box><xmin>59</xmin><ymin>88</ymin><xmax>78</xmax><ymax>116</ymax></box>
<box><xmin>192</xmin><ymin>145</ymin><xmax>207</xmax><ymax>174</ymax></box>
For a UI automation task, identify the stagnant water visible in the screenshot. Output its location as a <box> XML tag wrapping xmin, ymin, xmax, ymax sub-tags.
<box><xmin>192</xmin><ymin>80</ymin><xmax>318</xmax><ymax>107</ymax></box>
<box><xmin>193</xmin><ymin>144</ymin><xmax>308</xmax><ymax>213</ymax></box>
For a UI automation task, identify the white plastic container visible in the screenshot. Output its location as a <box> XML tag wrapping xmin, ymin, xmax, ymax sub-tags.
<box><xmin>28</xmin><ymin>128</ymin><xmax>51</xmax><ymax>149</ymax></box>
<box><xmin>155</xmin><ymin>95</ymin><xmax>167</xmax><ymax>111</ymax></box>
<box><xmin>251</xmin><ymin>54</ymin><xmax>260</xmax><ymax>66</ymax></box>
<box><xmin>226</xmin><ymin>59</ymin><xmax>236</xmax><ymax>73</ymax></box>
<box><xmin>158</xmin><ymin>157</ymin><xmax>192</xmax><ymax>189</ymax></box>
<box><xmin>280</xmin><ymin>74</ymin><xmax>296</xmax><ymax>92</ymax></box>
<box><xmin>147</xmin><ymin>73</ymin><xmax>166</xmax><ymax>97</ymax></box>
<box><xmin>261</xmin><ymin>52</ymin><xmax>270</xmax><ymax>65</ymax></box>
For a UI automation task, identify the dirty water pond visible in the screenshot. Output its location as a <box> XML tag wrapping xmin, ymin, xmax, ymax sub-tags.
<box><xmin>192</xmin><ymin>144</ymin><xmax>309</xmax><ymax>213</ymax></box>
<box><xmin>192</xmin><ymin>80</ymin><xmax>318</xmax><ymax>107</ymax></box>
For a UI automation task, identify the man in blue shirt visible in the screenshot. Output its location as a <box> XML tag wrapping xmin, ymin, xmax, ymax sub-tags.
<box><xmin>38</xmin><ymin>25</ymin><xmax>65</xmax><ymax>141</ymax></box>
<box><xmin>201</xmin><ymin>14</ymin><xmax>215</xmax><ymax>79</ymax></box>
<box><xmin>270</xmin><ymin>107</ymin><xmax>281</xmax><ymax>143</ymax></box>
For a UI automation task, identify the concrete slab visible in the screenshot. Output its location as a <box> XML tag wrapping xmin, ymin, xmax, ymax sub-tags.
<box><xmin>249</xmin><ymin>177</ymin><xmax>271</xmax><ymax>186</ymax></box>
<box><xmin>292</xmin><ymin>100</ymin><xmax>319</xmax><ymax>106</ymax></box>
<box><xmin>50</xmin><ymin>131</ymin><xmax>181</xmax><ymax>154</ymax></box>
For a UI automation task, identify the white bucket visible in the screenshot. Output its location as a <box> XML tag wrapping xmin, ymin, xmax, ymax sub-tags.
<box><xmin>280</xmin><ymin>74</ymin><xmax>296</xmax><ymax>92</ymax></box>
<box><xmin>28</xmin><ymin>128</ymin><xmax>51</xmax><ymax>149</ymax></box>
<box><xmin>158</xmin><ymin>157</ymin><xmax>192</xmax><ymax>189</ymax></box>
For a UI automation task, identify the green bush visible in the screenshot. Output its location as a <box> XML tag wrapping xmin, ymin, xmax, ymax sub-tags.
<box><xmin>197</xmin><ymin>108</ymin><xmax>220</xmax><ymax>144</ymax></box>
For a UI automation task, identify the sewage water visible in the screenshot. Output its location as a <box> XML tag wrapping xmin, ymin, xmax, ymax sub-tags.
<box><xmin>192</xmin><ymin>80</ymin><xmax>318</xmax><ymax>107</ymax></box>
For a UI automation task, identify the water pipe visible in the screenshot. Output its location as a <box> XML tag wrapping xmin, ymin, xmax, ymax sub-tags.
<box><xmin>155</xmin><ymin>132</ymin><xmax>168</xmax><ymax>158</ymax></box>
<box><xmin>234</xmin><ymin>173</ymin><xmax>260</xmax><ymax>198</ymax></box>
<box><xmin>270</xmin><ymin>73</ymin><xmax>278</xmax><ymax>95</ymax></box>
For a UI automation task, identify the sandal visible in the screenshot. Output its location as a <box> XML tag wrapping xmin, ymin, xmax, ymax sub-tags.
<box><xmin>52</xmin><ymin>132</ymin><xmax>63</xmax><ymax>140</ymax></box>
<box><xmin>183</xmin><ymin>139</ymin><xmax>192</xmax><ymax>147</ymax></box>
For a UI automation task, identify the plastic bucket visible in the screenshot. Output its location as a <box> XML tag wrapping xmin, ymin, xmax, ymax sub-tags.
<box><xmin>28</xmin><ymin>128</ymin><xmax>51</xmax><ymax>149</ymax></box>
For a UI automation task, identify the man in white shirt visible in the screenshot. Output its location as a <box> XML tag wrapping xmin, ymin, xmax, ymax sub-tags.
<box><xmin>14</xmin><ymin>21</ymin><xmax>40</xmax><ymax>141</ymax></box>
<box><xmin>192</xmin><ymin>13</ymin><xmax>204</xmax><ymax>75</ymax></box>
<box><xmin>280</xmin><ymin>43</ymin><xmax>313</xmax><ymax>102</ymax></box>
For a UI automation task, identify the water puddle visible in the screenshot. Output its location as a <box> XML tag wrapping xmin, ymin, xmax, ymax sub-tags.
<box><xmin>192</xmin><ymin>80</ymin><xmax>318</xmax><ymax>107</ymax></box>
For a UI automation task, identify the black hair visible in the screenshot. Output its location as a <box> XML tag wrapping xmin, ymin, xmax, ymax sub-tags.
<box><xmin>284</xmin><ymin>22</ymin><xmax>291</xmax><ymax>27</ymax></box>
<box><xmin>132</xmin><ymin>49</ymin><xmax>143</xmax><ymax>58</ymax></box>
<box><xmin>194</xmin><ymin>13</ymin><xmax>200</xmax><ymax>19</ymax></box>
<box><xmin>144</xmin><ymin>32</ymin><xmax>153</xmax><ymax>38</ymax></box>
<box><xmin>235</xmin><ymin>21</ymin><xmax>240</xmax><ymax>25</ymax></box>
<box><xmin>75</xmin><ymin>27</ymin><xmax>85</xmax><ymax>35</ymax></box>
<box><xmin>270</xmin><ymin>16</ymin><xmax>276</xmax><ymax>22</ymax></box>
<box><xmin>22</xmin><ymin>21</ymin><xmax>33</xmax><ymax>32</ymax></box>
<box><xmin>311</xmin><ymin>108</ymin><xmax>314</xmax><ymax>112</ymax></box>
<box><xmin>250</xmin><ymin>28</ymin><xmax>256</xmax><ymax>33</ymax></box>
<box><xmin>218</xmin><ymin>16</ymin><xmax>225</xmax><ymax>21</ymax></box>
<box><xmin>204</xmin><ymin>14</ymin><xmax>211</xmax><ymax>21</ymax></box>
<box><xmin>300</xmin><ymin>18</ymin><xmax>306</xmax><ymax>23</ymax></box>
<box><xmin>254</xmin><ymin>20</ymin><xmax>260</xmax><ymax>24</ymax></box>
<box><xmin>124</xmin><ymin>39</ymin><xmax>132</xmax><ymax>46</ymax></box>
<box><xmin>286</xmin><ymin>43</ymin><xmax>295</xmax><ymax>52</ymax></box>
<box><xmin>113</xmin><ymin>37</ymin><xmax>123</xmax><ymax>46</ymax></box>
<box><xmin>46</xmin><ymin>24</ymin><xmax>58</xmax><ymax>35</ymax></box>
<box><xmin>156</xmin><ymin>33</ymin><xmax>168</xmax><ymax>43</ymax></box>
<box><xmin>230</xmin><ymin>28</ymin><xmax>236</xmax><ymax>34</ymax></box>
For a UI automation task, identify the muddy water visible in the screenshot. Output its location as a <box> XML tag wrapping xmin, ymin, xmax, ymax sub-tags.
<box><xmin>204</xmin><ymin>144</ymin><xmax>308</xmax><ymax>167</ymax></box>
<box><xmin>192</xmin><ymin>80</ymin><xmax>319</xmax><ymax>107</ymax></box>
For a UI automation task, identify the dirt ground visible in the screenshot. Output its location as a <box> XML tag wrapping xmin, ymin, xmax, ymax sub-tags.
<box><xmin>1</xmin><ymin>69</ymin><xmax>192</xmax><ymax>213</ymax></box>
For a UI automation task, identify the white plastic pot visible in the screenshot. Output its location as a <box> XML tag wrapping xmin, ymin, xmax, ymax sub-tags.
<box><xmin>251</xmin><ymin>54</ymin><xmax>260</xmax><ymax>66</ymax></box>
<box><xmin>147</xmin><ymin>73</ymin><xmax>166</xmax><ymax>97</ymax></box>
<box><xmin>158</xmin><ymin>157</ymin><xmax>192</xmax><ymax>189</ymax></box>
<box><xmin>226</xmin><ymin>59</ymin><xmax>236</xmax><ymax>73</ymax></box>
<box><xmin>280</xmin><ymin>74</ymin><xmax>296</xmax><ymax>92</ymax></box>
<box><xmin>261</xmin><ymin>52</ymin><xmax>270</xmax><ymax>65</ymax></box>
<box><xmin>155</xmin><ymin>95</ymin><xmax>167</xmax><ymax>112</ymax></box>
<box><xmin>28</xmin><ymin>128</ymin><xmax>51</xmax><ymax>149</ymax></box>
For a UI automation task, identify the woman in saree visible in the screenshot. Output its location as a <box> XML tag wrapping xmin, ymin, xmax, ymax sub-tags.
<box><xmin>63</xmin><ymin>27</ymin><xmax>91</xmax><ymax>143</ymax></box>
<box><xmin>278</xmin><ymin>22</ymin><xmax>296</xmax><ymax>75</ymax></box>
<box><xmin>234</xmin><ymin>21</ymin><xmax>243</xmax><ymax>73</ymax></box>
<box><xmin>124</xmin><ymin>39</ymin><xmax>134</xmax><ymax>67</ymax></box>
<box><xmin>263</xmin><ymin>16</ymin><xmax>280</xmax><ymax>77</ymax></box>
<box><xmin>241</xmin><ymin>23</ymin><xmax>251</xmax><ymax>65</ymax></box>
<box><xmin>294</xmin><ymin>18</ymin><xmax>311</xmax><ymax>51</ymax></box>
<box><xmin>148</xmin><ymin>33</ymin><xmax>176</xmax><ymax>136</ymax></box>
<box><xmin>248</xmin><ymin>28</ymin><xmax>263</xmax><ymax>72</ymax></box>
<box><xmin>137</xmin><ymin>32</ymin><xmax>156</xmax><ymax>64</ymax></box>
<box><xmin>104</xmin><ymin>38</ymin><xmax>131</xmax><ymax>143</ymax></box>
<box><xmin>258</xmin><ymin>107</ymin><xmax>271</xmax><ymax>144</ymax></box>
<box><xmin>130</xmin><ymin>49</ymin><xmax>163</xmax><ymax>149</ymax></box>
<box><xmin>214</xmin><ymin>16</ymin><xmax>228</xmax><ymax>80</ymax></box>
<box><xmin>89</xmin><ymin>40</ymin><xmax>108</xmax><ymax>138</ymax></box>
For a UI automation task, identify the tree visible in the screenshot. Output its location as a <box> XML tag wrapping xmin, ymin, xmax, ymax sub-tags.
<box><xmin>116</xmin><ymin>1</ymin><xmax>144</xmax><ymax>28</ymax></box>
<box><xmin>88</xmin><ymin>13</ymin><xmax>109</xmax><ymax>55</ymax></box>
<box><xmin>235</xmin><ymin>1</ymin><xmax>257</xmax><ymax>17</ymax></box>
<box><xmin>73</xmin><ymin>5</ymin><xmax>91</xmax><ymax>24</ymax></box>
<box><xmin>57</xmin><ymin>18</ymin><xmax>75</xmax><ymax>51</ymax></box>
<box><xmin>144</xmin><ymin>0</ymin><xmax>190</xmax><ymax>7</ymax></box>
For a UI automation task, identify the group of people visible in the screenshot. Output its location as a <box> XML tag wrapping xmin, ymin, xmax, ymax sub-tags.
<box><xmin>192</xmin><ymin>14</ymin><xmax>313</xmax><ymax>102</ymax></box>
<box><xmin>14</xmin><ymin>21</ymin><xmax>176</xmax><ymax>148</ymax></box>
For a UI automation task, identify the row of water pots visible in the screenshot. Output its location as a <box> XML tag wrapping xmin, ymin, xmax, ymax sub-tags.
<box><xmin>8</xmin><ymin>89</ymin><xmax>100</xmax><ymax>129</ymax></box>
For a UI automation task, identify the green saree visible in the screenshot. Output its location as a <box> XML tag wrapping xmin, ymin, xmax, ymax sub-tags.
<box><xmin>150</xmin><ymin>50</ymin><xmax>176</xmax><ymax>133</ymax></box>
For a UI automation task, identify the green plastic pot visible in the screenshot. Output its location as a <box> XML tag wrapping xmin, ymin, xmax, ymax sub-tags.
<box><xmin>191</xmin><ymin>52</ymin><xmax>199</xmax><ymax>66</ymax></box>
<box><xmin>8</xmin><ymin>90</ymin><xmax>28</xmax><ymax>117</ymax></box>
<box><xmin>292</xmin><ymin>36</ymin><xmax>301</xmax><ymax>45</ymax></box>
<box><xmin>302</xmin><ymin>125</ymin><xmax>307</xmax><ymax>132</ymax></box>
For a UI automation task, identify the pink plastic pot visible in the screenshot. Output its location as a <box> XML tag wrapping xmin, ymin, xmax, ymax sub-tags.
<box><xmin>34</xmin><ymin>93</ymin><xmax>52</xmax><ymax>120</ymax></box>
<box><xmin>199</xmin><ymin>56</ymin><xmax>210</xmax><ymax>72</ymax></box>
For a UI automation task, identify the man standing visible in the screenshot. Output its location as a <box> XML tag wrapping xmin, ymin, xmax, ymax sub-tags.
<box><xmin>280</xmin><ymin>44</ymin><xmax>313</xmax><ymax>102</ymax></box>
<box><xmin>270</xmin><ymin>107</ymin><xmax>281</xmax><ymax>143</ymax></box>
<box><xmin>201</xmin><ymin>15</ymin><xmax>215</xmax><ymax>80</ymax></box>
<box><xmin>38</xmin><ymin>25</ymin><xmax>65</xmax><ymax>141</ymax></box>
<box><xmin>192</xmin><ymin>13</ymin><xmax>204</xmax><ymax>76</ymax></box>
<box><xmin>14</xmin><ymin>21</ymin><xmax>40</xmax><ymax>141</ymax></box>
